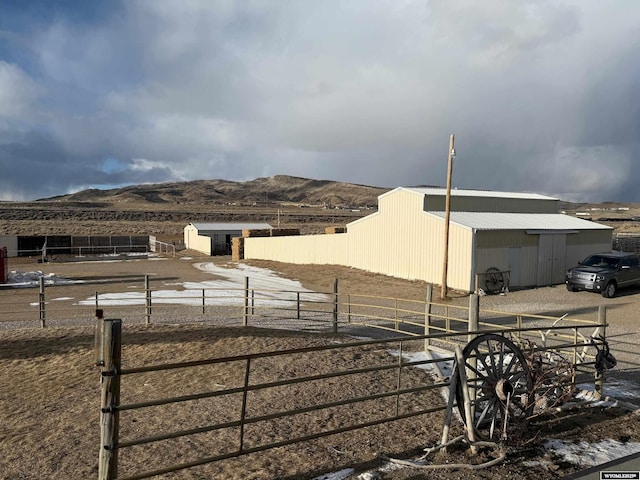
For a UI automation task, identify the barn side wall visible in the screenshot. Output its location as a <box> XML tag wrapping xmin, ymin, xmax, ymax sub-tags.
<box><xmin>347</xmin><ymin>189</ymin><xmax>474</xmax><ymax>290</ymax></box>
<box><xmin>474</xmin><ymin>229</ymin><xmax>612</xmax><ymax>289</ymax></box>
<box><xmin>565</xmin><ymin>230</ymin><xmax>613</xmax><ymax>266</ymax></box>
<box><xmin>245</xmin><ymin>189</ymin><xmax>475</xmax><ymax>292</ymax></box>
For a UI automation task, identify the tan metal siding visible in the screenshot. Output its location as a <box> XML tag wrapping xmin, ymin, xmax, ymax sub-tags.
<box><xmin>475</xmin><ymin>230</ymin><xmax>612</xmax><ymax>288</ymax></box>
<box><xmin>475</xmin><ymin>230</ymin><xmax>538</xmax><ymax>248</ymax></box>
<box><xmin>183</xmin><ymin>224</ymin><xmax>215</xmax><ymax>255</ymax></box>
<box><xmin>349</xmin><ymin>190</ymin><xmax>429</xmax><ymax>280</ymax></box>
<box><xmin>349</xmin><ymin>190</ymin><xmax>474</xmax><ymax>291</ymax></box>
<box><xmin>566</xmin><ymin>230</ymin><xmax>612</xmax><ymax>247</ymax></box>
<box><xmin>565</xmin><ymin>230</ymin><xmax>612</xmax><ymax>269</ymax></box>
<box><xmin>244</xmin><ymin>234</ymin><xmax>348</xmax><ymax>265</ymax></box>
<box><xmin>191</xmin><ymin>234</ymin><xmax>213</xmax><ymax>255</ymax></box>
<box><xmin>475</xmin><ymin>231</ymin><xmax>545</xmax><ymax>288</ymax></box>
<box><xmin>447</xmin><ymin>224</ymin><xmax>474</xmax><ymax>291</ymax></box>
<box><xmin>475</xmin><ymin>245</ymin><xmax>539</xmax><ymax>288</ymax></box>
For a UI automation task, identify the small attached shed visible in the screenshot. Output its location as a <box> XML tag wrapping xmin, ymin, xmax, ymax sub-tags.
<box><xmin>184</xmin><ymin>223</ymin><xmax>273</xmax><ymax>256</ymax></box>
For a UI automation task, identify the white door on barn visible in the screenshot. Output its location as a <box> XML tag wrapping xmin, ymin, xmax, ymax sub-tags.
<box><xmin>537</xmin><ymin>234</ymin><xmax>566</xmax><ymax>285</ymax></box>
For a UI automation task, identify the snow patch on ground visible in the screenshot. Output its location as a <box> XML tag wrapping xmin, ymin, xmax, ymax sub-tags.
<box><xmin>545</xmin><ymin>438</ymin><xmax>640</xmax><ymax>467</ymax></box>
<box><xmin>311</xmin><ymin>468</ymin><xmax>354</xmax><ymax>480</ymax></box>
<box><xmin>6</xmin><ymin>270</ymin><xmax>75</xmax><ymax>287</ymax></box>
<box><xmin>76</xmin><ymin>262</ymin><xmax>330</xmax><ymax>307</ymax></box>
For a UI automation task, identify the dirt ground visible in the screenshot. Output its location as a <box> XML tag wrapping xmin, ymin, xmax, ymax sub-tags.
<box><xmin>1</xmin><ymin>254</ymin><xmax>640</xmax><ymax>480</ymax></box>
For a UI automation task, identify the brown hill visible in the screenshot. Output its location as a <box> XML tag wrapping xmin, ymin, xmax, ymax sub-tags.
<box><xmin>0</xmin><ymin>176</ymin><xmax>390</xmax><ymax>240</ymax></box>
<box><xmin>43</xmin><ymin>175</ymin><xmax>389</xmax><ymax>209</ymax></box>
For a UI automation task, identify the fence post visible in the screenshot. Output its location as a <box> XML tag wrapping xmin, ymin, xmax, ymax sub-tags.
<box><xmin>98</xmin><ymin>319</ymin><xmax>122</xmax><ymax>480</ymax></box>
<box><xmin>239</xmin><ymin>358</ymin><xmax>251</xmax><ymax>452</ymax></box>
<box><xmin>347</xmin><ymin>294</ymin><xmax>351</xmax><ymax>323</ymax></box>
<box><xmin>395</xmin><ymin>341</ymin><xmax>403</xmax><ymax>416</ymax></box>
<box><xmin>39</xmin><ymin>276</ymin><xmax>46</xmax><ymax>328</ymax></box>
<box><xmin>202</xmin><ymin>289</ymin><xmax>206</xmax><ymax>315</ymax></box>
<box><xmin>394</xmin><ymin>298</ymin><xmax>399</xmax><ymax>331</ymax></box>
<box><xmin>296</xmin><ymin>292</ymin><xmax>300</xmax><ymax>320</ymax></box>
<box><xmin>468</xmin><ymin>293</ymin><xmax>479</xmax><ymax>343</ymax></box>
<box><xmin>424</xmin><ymin>284</ymin><xmax>433</xmax><ymax>349</ymax></box>
<box><xmin>332</xmin><ymin>278</ymin><xmax>338</xmax><ymax>333</ymax></box>
<box><xmin>243</xmin><ymin>277</ymin><xmax>249</xmax><ymax>326</ymax></box>
<box><xmin>94</xmin><ymin>309</ymin><xmax>104</xmax><ymax>366</ymax></box>
<box><xmin>594</xmin><ymin>305</ymin><xmax>607</xmax><ymax>399</ymax></box>
<box><xmin>145</xmin><ymin>275</ymin><xmax>151</xmax><ymax>324</ymax></box>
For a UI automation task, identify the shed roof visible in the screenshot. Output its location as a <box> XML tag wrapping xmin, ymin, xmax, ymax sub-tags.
<box><xmin>401</xmin><ymin>187</ymin><xmax>558</xmax><ymax>201</ymax></box>
<box><xmin>189</xmin><ymin>222</ymin><xmax>273</xmax><ymax>233</ymax></box>
<box><xmin>427</xmin><ymin>212</ymin><xmax>612</xmax><ymax>231</ymax></box>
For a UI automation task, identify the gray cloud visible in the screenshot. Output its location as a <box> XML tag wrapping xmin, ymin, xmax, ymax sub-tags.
<box><xmin>0</xmin><ymin>0</ymin><xmax>638</xmax><ymax>202</ymax></box>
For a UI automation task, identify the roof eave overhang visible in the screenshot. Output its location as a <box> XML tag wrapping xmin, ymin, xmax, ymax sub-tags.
<box><xmin>526</xmin><ymin>230</ymin><xmax>579</xmax><ymax>235</ymax></box>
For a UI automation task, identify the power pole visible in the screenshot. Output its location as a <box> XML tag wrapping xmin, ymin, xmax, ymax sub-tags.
<box><xmin>441</xmin><ymin>134</ymin><xmax>456</xmax><ymax>300</ymax></box>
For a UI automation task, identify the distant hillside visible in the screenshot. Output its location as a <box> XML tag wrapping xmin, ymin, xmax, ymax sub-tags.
<box><xmin>43</xmin><ymin>175</ymin><xmax>389</xmax><ymax>208</ymax></box>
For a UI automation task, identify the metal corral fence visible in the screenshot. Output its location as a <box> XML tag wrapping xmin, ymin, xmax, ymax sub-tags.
<box><xmin>97</xmin><ymin>321</ymin><xmax>457</xmax><ymax>480</ymax></box>
<box><xmin>0</xmin><ymin>274</ymin><xmax>619</xmax><ymax>479</ymax></box>
<box><xmin>2</xmin><ymin>235</ymin><xmax>150</xmax><ymax>257</ymax></box>
<box><xmin>613</xmin><ymin>232</ymin><xmax>640</xmax><ymax>252</ymax></box>
<box><xmin>89</xmin><ymin>280</ymin><xmax>606</xmax><ymax>480</ymax></box>
<box><xmin>94</xmin><ymin>306</ymin><xmax>608</xmax><ymax>480</ymax></box>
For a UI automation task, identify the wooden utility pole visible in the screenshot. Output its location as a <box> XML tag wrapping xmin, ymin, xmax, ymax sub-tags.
<box><xmin>440</xmin><ymin>134</ymin><xmax>456</xmax><ymax>300</ymax></box>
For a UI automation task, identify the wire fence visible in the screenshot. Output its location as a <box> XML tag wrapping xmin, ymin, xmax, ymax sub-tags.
<box><xmin>613</xmin><ymin>232</ymin><xmax>640</xmax><ymax>252</ymax></box>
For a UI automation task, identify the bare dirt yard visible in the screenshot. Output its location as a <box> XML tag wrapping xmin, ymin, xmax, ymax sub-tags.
<box><xmin>1</xmin><ymin>254</ymin><xmax>640</xmax><ymax>480</ymax></box>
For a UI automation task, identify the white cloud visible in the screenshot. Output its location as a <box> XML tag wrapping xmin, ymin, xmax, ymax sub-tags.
<box><xmin>538</xmin><ymin>145</ymin><xmax>634</xmax><ymax>202</ymax></box>
<box><xmin>1</xmin><ymin>0</ymin><xmax>640</xmax><ymax>201</ymax></box>
<box><xmin>0</xmin><ymin>62</ymin><xmax>43</xmax><ymax>118</ymax></box>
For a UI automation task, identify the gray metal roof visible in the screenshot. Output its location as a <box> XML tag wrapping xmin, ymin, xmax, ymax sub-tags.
<box><xmin>428</xmin><ymin>212</ymin><xmax>612</xmax><ymax>231</ymax></box>
<box><xmin>190</xmin><ymin>222</ymin><xmax>273</xmax><ymax>232</ymax></box>
<box><xmin>400</xmin><ymin>187</ymin><xmax>558</xmax><ymax>201</ymax></box>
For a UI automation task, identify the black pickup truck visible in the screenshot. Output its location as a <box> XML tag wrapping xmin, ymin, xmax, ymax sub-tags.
<box><xmin>565</xmin><ymin>251</ymin><xmax>640</xmax><ymax>298</ymax></box>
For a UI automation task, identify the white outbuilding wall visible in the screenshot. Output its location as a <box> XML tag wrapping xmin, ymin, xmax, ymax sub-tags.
<box><xmin>184</xmin><ymin>222</ymin><xmax>273</xmax><ymax>255</ymax></box>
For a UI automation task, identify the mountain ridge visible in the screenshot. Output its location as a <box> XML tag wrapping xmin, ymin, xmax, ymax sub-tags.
<box><xmin>40</xmin><ymin>175</ymin><xmax>390</xmax><ymax>208</ymax></box>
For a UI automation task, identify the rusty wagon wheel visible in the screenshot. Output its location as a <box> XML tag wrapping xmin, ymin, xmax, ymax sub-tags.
<box><xmin>455</xmin><ymin>334</ymin><xmax>533</xmax><ymax>440</ymax></box>
<box><xmin>483</xmin><ymin>267</ymin><xmax>504</xmax><ymax>294</ymax></box>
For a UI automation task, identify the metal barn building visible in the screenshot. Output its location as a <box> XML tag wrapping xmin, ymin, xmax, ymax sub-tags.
<box><xmin>184</xmin><ymin>223</ymin><xmax>273</xmax><ymax>256</ymax></box>
<box><xmin>244</xmin><ymin>187</ymin><xmax>613</xmax><ymax>292</ymax></box>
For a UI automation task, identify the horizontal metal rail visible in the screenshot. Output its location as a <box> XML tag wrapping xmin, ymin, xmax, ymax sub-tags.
<box><xmin>116</xmin><ymin>381</ymin><xmax>449</xmax><ymax>450</ymax></box>
<box><xmin>113</xmin><ymin>355</ymin><xmax>450</xmax><ymax>412</ymax></box>
<box><xmin>115</xmin><ymin>404</ymin><xmax>448</xmax><ymax>480</ymax></box>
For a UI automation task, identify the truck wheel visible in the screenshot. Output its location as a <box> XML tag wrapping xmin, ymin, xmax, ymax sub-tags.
<box><xmin>602</xmin><ymin>282</ymin><xmax>617</xmax><ymax>298</ymax></box>
<box><xmin>566</xmin><ymin>284</ymin><xmax>577</xmax><ymax>292</ymax></box>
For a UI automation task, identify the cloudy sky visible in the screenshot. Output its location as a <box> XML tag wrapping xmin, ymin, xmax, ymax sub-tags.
<box><xmin>1</xmin><ymin>1</ymin><xmax>639</xmax><ymax>202</ymax></box>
